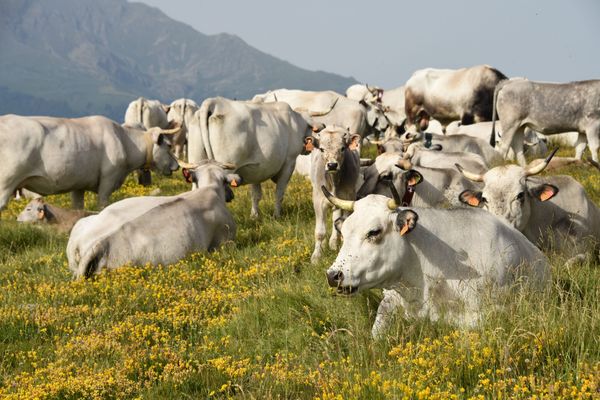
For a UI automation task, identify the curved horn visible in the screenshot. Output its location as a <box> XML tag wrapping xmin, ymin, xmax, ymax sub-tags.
<box><xmin>273</xmin><ymin>92</ymin><xmax>278</xmax><ymax>102</ymax></box>
<box><xmin>177</xmin><ymin>159</ymin><xmax>198</xmax><ymax>169</ymax></box>
<box><xmin>395</xmin><ymin>159</ymin><xmax>412</xmax><ymax>170</ymax></box>
<box><xmin>218</xmin><ymin>162</ymin><xmax>237</xmax><ymax>170</ymax></box>
<box><xmin>366</xmin><ymin>83</ymin><xmax>376</xmax><ymax>94</ymax></box>
<box><xmin>369</xmin><ymin>139</ymin><xmax>383</xmax><ymax>145</ymax></box>
<box><xmin>455</xmin><ymin>163</ymin><xmax>484</xmax><ymax>182</ymax></box>
<box><xmin>525</xmin><ymin>147</ymin><xmax>558</xmax><ymax>176</ymax></box>
<box><xmin>385</xmin><ymin>180</ymin><xmax>401</xmax><ymax>210</ymax></box>
<box><xmin>321</xmin><ymin>185</ymin><xmax>354</xmax><ymax>211</ymax></box>
<box><xmin>160</xmin><ymin>122</ymin><xmax>182</xmax><ymax>135</ymax></box>
<box><xmin>309</xmin><ymin>98</ymin><xmax>339</xmax><ymax>117</ymax></box>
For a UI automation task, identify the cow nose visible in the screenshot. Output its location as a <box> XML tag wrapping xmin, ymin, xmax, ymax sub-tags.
<box><xmin>326</xmin><ymin>162</ymin><xmax>338</xmax><ymax>171</ymax></box>
<box><xmin>326</xmin><ymin>270</ymin><xmax>343</xmax><ymax>287</ymax></box>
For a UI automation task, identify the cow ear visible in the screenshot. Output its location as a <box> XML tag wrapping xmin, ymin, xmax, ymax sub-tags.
<box><xmin>304</xmin><ymin>136</ymin><xmax>318</xmax><ymax>153</ymax></box>
<box><xmin>311</xmin><ymin>122</ymin><xmax>325</xmax><ymax>133</ymax></box>
<box><xmin>182</xmin><ymin>168</ymin><xmax>194</xmax><ymax>183</ymax></box>
<box><xmin>395</xmin><ymin>209</ymin><xmax>418</xmax><ymax>236</ymax></box>
<box><xmin>530</xmin><ymin>184</ymin><xmax>559</xmax><ymax>202</ymax></box>
<box><xmin>405</xmin><ymin>170</ymin><xmax>423</xmax><ymax>187</ymax></box>
<box><xmin>429</xmin><ymin>144</ymin><xmax>443</xmax><ymax>151</ymax></box>
<box><xmin>459</xmin><ymin>190</ymin><xmax>483</xmax><ymax>207</ymax></box>
<box><xmin>226</xmin><ymin>173</ymin><xmax>243</xmax><ymax>187</ymax></box>
<box><xmin>37</xmin><ymin>205</ymin><xmax>46</xmax><ymax>220</ymax></box>
<box><xmin>348</xmin><ymin>134</ymin><xmax>361</xmax><ymax>151</ymax></box>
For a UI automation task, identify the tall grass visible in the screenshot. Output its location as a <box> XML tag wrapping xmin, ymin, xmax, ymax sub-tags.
<box><xmin>0</xmin><ymin>147</ymin><xmax>598</xmax><ymax>399</ymax></box>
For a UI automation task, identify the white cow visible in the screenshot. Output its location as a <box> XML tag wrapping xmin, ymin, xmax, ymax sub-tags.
<box><xmin>322</xmin><ymin>188</ymin><xmax>550</xmax><ymax>337</ymax></box>
<box><xmin>67</xmin><ymin>161</ymin><xmax>239</xmax><ymax>278</ymax></box>
<box><xmin>0</xmin><ymin>114</ymin><xmax>180</xmax><ymax>211</ymax></box>
<box><xmin>167</xmin><ymin>98</ymin><xmax>200</xmax><ymax>159</ymax></box>
<box><xmin>124</xmin><ymin>97</ymin><xmax>170</xmax><ymax>130</ymax></box>
<box><xmin>252</xmin><ymin>89</ymin><xmax>389</xmax><ymax>139</ymax></box>
<box><xmin>457</xmin><ymin>149</ymin><xmax>600</xmax><ymax>256</ymax></box>
<box><xmin>188</xmin><ymin>97</ymin><xmax>323</xmax><ymax>217</ymax></box>
<box><xmin>17</xmin><ymin>198</ymin><xmax>95</xmax><ymax>233</ymax></box>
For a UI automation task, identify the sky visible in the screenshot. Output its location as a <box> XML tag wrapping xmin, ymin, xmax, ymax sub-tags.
<box><xmin>136</xmin><ymin>0</ymin><xmax>600</xmax><ymax>88</ymax></box>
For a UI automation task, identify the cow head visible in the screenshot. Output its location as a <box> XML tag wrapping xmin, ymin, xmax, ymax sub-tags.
<box><xmin>359</xmin><ymin>100</ymin><xmax>390</xmax><ymax>134</ymax></box>
<box><xmin>457</xmin><ymin>149</ymin><xmax>559</xmax><ymax>231</ymax></box>
<box><xmin>357</xmin><ymin>152</ymin><xmax>422</xmax><ymax>201</ymax></box>
<box><xmin>308</xmin><ymin>126</ymin><xmax>360</xmax><ymax>173</ymax></box>
<box><xmin>323</xmin><ymin>189</ymin><xmax>419</xmax><ymax>293</ymax></box>
<box><xmin>180</xmin><ymin>160</ymin><xmax>242</xmax><ymax>203</ymax></box>
<box><xmin>404</xmin><ymin>109</ymin><xmax>430</xmax><ymax>134</ymax></box>
<box><xmin>17</xmin><ymin>198</ymin><xmax>49</xmax><ymax>223</ymax></box>
<box><xmin>147</xmin><ymin>125</ymin><xmax>182</xmax><ymax>176</ymax></box>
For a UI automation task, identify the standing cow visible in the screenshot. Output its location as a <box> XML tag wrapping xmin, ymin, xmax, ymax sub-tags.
<box><xmin>0</xmin><ymin>114</ymin><xmax>180</xmax><ymax>211</ymax></box>
<box><xmin>67</xmin><ymin>161</ymin><xmax>240</xmax><ymax>278</ymax></box>
<box><xmin>188</xmin><ymin>97</ymin><xmax>323</xmax><ymax>218</ymax></box>
<box><xmin>167</xmin><ymin>98</ymin><xmax>200</xmax><ymax>159</ymax></box>
<box><xmin>491</xmin><ymin>78</ymin><xmax>600</xmax><ymax>165</ymax></box>
<box><xmin>252</xmin><ymin>89</ymin><xmax>389</xmax><ymax>139</ymax></box>
<box><xmin>307</xmin><ymin>126</ymin><xmax>361</xmax><ymax>263</ymax></box>
<box><xmin>124</xmin><ymin>97</ymin><xmax>170</xmax><ymax>130</ymax></box>
<box><xmin>404</xmin><ymin>65</ymin><xmax>507</xmax><ymax>132</ymax></box>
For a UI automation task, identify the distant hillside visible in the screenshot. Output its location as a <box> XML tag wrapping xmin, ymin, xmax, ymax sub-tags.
<box><xmin>0</xmin><ymin>0</ymin><xmax>357</xmax><ymax>121</ymax></box>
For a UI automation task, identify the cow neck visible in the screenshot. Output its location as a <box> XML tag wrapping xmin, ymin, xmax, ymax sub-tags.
<box><xmin>401</xmin><ymin>184</ymin><xmax>415</xmax><ymax>206</ymax></box>
<box><xmin>142</xmin><ymin>132</ymin><xmax>154</xmax><ymax>170</ymax></box>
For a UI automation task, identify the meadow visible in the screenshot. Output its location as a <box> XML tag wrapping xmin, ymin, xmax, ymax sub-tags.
<box><xmin>0</xmin><ymin>146</ymin><xmax>598</xmax><ymax>399</ymax></box>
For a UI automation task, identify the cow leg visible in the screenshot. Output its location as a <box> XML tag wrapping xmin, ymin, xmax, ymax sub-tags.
<box><xmin>272</xmin><ymin>161</ymin><xmax>295</xmax><ymax>218</ymax></box>
<box><xmin>584</xmin><ymin>124</ymin><xmax>600</xmax><ymax>162</ymax></box>
<box><xmin>574</xmin><ymin>132</ymin><xmax>588</xmax><ymax>160</ymax></box>
<box><xmin>510</xmin><ymin>128</ymin><xmax>527</xmax><ymax>166</ymax></box>
<box><xmin>250</xmin><ymin>184</ymin><xmax>262</xmax><ymax>218</ymax></box>
<box><xmin>329</xmin><ymin>208</ymin><xmax>342</xmax><ymax>250</ymax></box>
<box><xmin>372</xmin><ymin>289</ymin><xmax>404</xmax><ymax>338</ymax></box>
<box><xmin>311</xmin><ymin>197</ymin><xmax>328</xmax><ymax>264</ymax></box>
<box><xmin>71</xmin><ymin>190</ymin><xmax>85</xmax><ymax>210</ymax></box>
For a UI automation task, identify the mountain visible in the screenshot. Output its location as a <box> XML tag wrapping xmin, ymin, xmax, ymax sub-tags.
<box><xmin>0</xmin><ymin>0</ymin><xmax>357</xmax><ymax>121</ymax></box>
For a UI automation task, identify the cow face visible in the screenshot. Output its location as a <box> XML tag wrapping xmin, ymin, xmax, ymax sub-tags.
<box><xmin>149</xmin><ymin>128</ymin><xmax>180</xmax><ymax>176</ymax></box>
<box><xmin>459</xmin><ymin>165</ymin><xmax>558</xmax><ymax>231</ymax></box>
<box><xmin>361</xmin><ymin>100</ymin><xmax>390</xmax><ymax>133</ymax></box>
<box><xmin>17</xmin><ymin>198</ymin><xmax>48</xmax><ymax>223</ymax></box>
<box><xmin>182</xmin><ymin>161</ymin><xmax>242</xmax><ymax>203</ymax></box>
<box><xmin>311</xmin><ymin>127</ymin><xmax>360</xmax><ymax>172</ymax></box>
<box><xmin>357</xmin><ymin>153</ymin><xmax>422</xmax><ymax>200</ymax></box>
<box><xmin>326</xmin><ymin>195</ymin><xmax>418</xmax><ymax>293</ymax></box>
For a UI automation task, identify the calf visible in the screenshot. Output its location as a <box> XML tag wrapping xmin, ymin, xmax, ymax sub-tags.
<box><xmin>17</xmin><ymin>198</ymin><xmax>94</xmax><ymax>233</ymax></box>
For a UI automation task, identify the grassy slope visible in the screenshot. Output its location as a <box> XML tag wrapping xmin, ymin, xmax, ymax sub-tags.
<box><xmin>0</xmin><ymin>146</ymin><xmax>598</xmax><ymax>399</ymax></box>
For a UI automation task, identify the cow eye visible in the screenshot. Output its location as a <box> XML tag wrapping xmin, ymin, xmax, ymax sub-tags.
<box><xmin>319</xmin><ymin>148</ymin><xmax>324</xmax><ymax>152</ymax></box>
<box><xmin>366</xmin><ymin>228</ymin><xmax>382</xmax><ymax>239</ymax></box>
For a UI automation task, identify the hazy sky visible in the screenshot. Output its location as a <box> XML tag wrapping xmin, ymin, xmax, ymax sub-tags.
<box><xmin>136</xmin><ymin>0</ymin><xmax>599</xmax><ymax>88</ymax></box>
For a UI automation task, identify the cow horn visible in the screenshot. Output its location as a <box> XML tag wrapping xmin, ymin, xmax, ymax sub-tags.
<box><xmin>177</xmin><ymin>159</ymin><xmax>198</xmax><ymax>169</ymax></box>
<box><xmin>309</xmin><ymin>98</ymin><xmax>339</xmax><ymax>117</ymax></box>
<box><xmin>395</xmin><ymin>159</ymin><xmax>412</xmax><ymax>170</ymax></box>
<box><xmin>321</xmin><ymin>186</ymin><xmax>354</xmax><ymax>211</ymax></box>
<box><xmin>219</xmin><ymin>162</ymin><xmax>237</xmax><ymax>170</ymax></box>
<box><xmin>386</xmin><ymin>180</ymin><xmax>401</xmax><ymax>210</ymax></box>
<box><xmin>369</xmin><ymin>139</ymin><xmax>383</xmax><ymax>145</ymax></box>
<box><xmin>455</xmin><ymin>163</ymin><xmax>484</xmax><ymax>182</ymax></box>
<box><xmin>585</xmin><ymin>156</ymin><xmax>600</xmax><ymax>172</ymax></box>
<box><xmin>525</xmin><ymin>148</ymin><xmax>558</xmax><ymax>176</ymax></box>
<box><xmin>160</xmin><ymin>122</ymin><xmax>182</xmax><ymax>135</ymax></box>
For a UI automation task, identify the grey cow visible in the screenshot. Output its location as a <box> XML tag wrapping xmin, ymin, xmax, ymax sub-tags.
<box><xmin>308</xmin><ymin>126</ymin><xmax>362</xmax><ymax>263</ymax></box>
<box><xmin>0</xmin><ymin>114</ymin><xmax>180</xmax><ymax>211</ymax></box>
<box><xmin>17</xmin><ymin>198</ymin><xmax>95</xmax><ymax>233</ymax></box>
<box><xmin>67</xmin><ymin>161</ymin><xmax>240</xmax><ymax>278</ymax></box>
<box><xmin>491</xmin><ymin>78</ymin><xmax>600</xmax><ymax>165</ymax></box>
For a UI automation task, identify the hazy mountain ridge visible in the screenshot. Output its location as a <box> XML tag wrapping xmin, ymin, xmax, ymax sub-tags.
<box><xmin>0</xmin><ymin>0</ymin><xmax>356</xmax><ymax>120</ymax></box>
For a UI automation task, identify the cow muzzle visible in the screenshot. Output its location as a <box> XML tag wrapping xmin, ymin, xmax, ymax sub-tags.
<box><xmin>326</xmin><ymin>162</ymin><xmax>339</xmax><ymax>171</ymax></box>
<box><xmin>326</xmin><ymin>270</ymin><xmax>358</xmax><ymax>294</ymax></box>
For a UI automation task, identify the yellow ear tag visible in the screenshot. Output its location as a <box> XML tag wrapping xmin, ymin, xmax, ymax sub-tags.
<box><xmin>230</xmin><ymin>179</ymin><xmax>238</xmax><ymax>187</ymax></box>
<box><xmin>400</xmin><ymin>223</ymin><xmax>409</xmax><ymax>236</ymax></box>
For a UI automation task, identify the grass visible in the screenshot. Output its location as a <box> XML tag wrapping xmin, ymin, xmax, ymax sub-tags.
<box><xmin>0</xmin><ymin>145</ymin><xmax>598</xmax><ymax>399</ymax></box>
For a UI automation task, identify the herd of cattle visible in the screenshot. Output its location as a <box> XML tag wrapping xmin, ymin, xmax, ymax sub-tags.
<box><xmin>2</xmin><ymin>64</ymin><xmax>599</xmax><ymax>336</ymax></box>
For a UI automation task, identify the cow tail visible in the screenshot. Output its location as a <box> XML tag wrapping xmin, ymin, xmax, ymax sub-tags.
<box><xmin>199</xmin><ymin>101</ymin><xmax>214</xmax><ymax>160</ymax></box>
<box><xmin>490</xmin><ymin>80</ymin><xmax>506</xmax><ymax>148</ymax></box>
